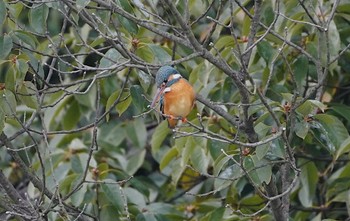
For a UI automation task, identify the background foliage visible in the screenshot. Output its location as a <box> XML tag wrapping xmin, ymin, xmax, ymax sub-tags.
<box><xmin>0</xmin><ymin>0</ymin><xmax>350</xmax><ymax>220</ymax></box>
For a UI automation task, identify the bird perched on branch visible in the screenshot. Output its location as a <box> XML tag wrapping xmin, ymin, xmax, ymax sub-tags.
<box><xmin>150</xmin><ymin>66</ymin><xmax>195</xmax><ymax>128</ymax></box>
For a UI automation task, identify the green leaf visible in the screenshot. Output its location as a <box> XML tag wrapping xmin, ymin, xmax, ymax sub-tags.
<box><xmin>130</xmin><ymin>85</ymin><xmax>146</xmax><ymax>112</ymax></box>
<box><xmin>214</xmin><ymin>35</ymin><xmax>235</xmax><ymax>51</ymax></box>
<box><xmin>252</xmin><ymin>155</ymin><xmax>272</xmax><ymax>184</ymax></box>
<box><xmin>106</xmin><ymin>89</ymin><xmax>131</xmax><ymax>121</ymax></box>
<box><xmin>0</xmin><ymin>0</ymin><xmax>7</xmax><ymax>29</ymax></box>
<box><xmin>243</xmin><ymin>156</ymin><xmax>261</xmax><ymax>184</ymax></box>
<box><xmin>74</xmin><ymin>84</ymin><xmax>97</xmax><ymax>109</ymax></box>
<box><xmin>59</xmin><ymin>173</ymin><xmax>80</xmax><ymax>193</ymax></box>
<box><xmin>89</xmin><ymin>36</ymin><xmax>105</xmax><ymax>48</ymax></box>
<box><xmin>101</xmin><ymin>180</ymin><xmax>124</xmax><ymax>213</ymax></box>
<box><xmin>99</xmin><ymin>48</ymin><xmax>125</xmax><ymax>69</ymax></box>
<box><xmin>126</xmin><ymin>149</ymin><xmax>146</xmax><ymax>175</ymax></box>
<box><xmin>126</xmin><ymin>118</ymin><xmax>147</xmax><ymax>148</ymax></box>
<box><xmin>118</xmin><ymin>0</ymin><xmax>134</xmax><ymax>12</ymax></box>
<box><xmin>98</xmin><ymin>124</ymin><xmax>126</xmax><ymax>149</ymax></box>
<box><xmin>292</xmin><ymin>55</ymin><xmax>308</xmax><ymax>91</ymax></box>
<box><xmin>12</xmin><ymin>30</ymin><xmax>38</xmax><ymax>49</ymax></box>
<box><xmin>314</xmin><ymin>114</ymin><xmax>349</xmax><ymax>153</ymax></box>
<box><xmin>17</xmin><ymin>81</ymin><xmax>38</xmax><ymax>109</ymax></box>
<box><xmin>136</xmin><ymin>45</ymin><xmax>154</xmax><ymax>62</ymax></box>
<box><xmin>181</xmin><ymin>137</ymin><xmax>194</xmax><ymax>167</ymax></box>
<box><xmin>214</xmin><ymin>164</ymin><xmax>241</xmax><ymax>191</ymax></box>
<box><xmin>330</xmin><ymin>104</ymin><xmax>350</xmax><ymax>123</ymax></box>
<box><xmin>309</xmin><ymin>120</ymin><xmax>336</xmax><ymax>154</ymax></box>
<box><xmin>327</xmin><ymin>169</ymin><xmax>350</xmax><ymax>199</ymax></box>
<box><xmin>328</xmin><ymin>20</ymin><xmax>341</xmax><ymax>61</ymax></box>
<box><xmin>71</xmin><ymin>155</ymin><xmax>84</xmax><ymax>174</ymax></box>
<box><xmin>29</xmin><ymin>3</ymin><xmax>49</xmax><ymax>34</ymax></box>
<box><xmin>16</xmin><ymin>59</ymin><xmax>29</xmax><ymax>80</ymax></box>
<box><xmin>190</xmin><ymin>145</ymin><xmax>208</xmax><ymax>174</ymax></box>
<box><xmin>0</xmin><ymin>111</ymin><xmax>5</xmax><ymax>135</ymax></box>
<box><xmin>335</xmin><ymin>137</ymin><xmax>350</xmax><ymax>160</ymax></box>
<box><xmin>105</xmin><ymin>90</ymin><xmax>119</xmax><ymax>122</ymax></box>
<box><xmin>124</xmin><ymin>187</ymin><xmax>146</xmax><ymax>208</ymax></box>
<box><xmin>76</xmin><ymin>0</ymin><xmax>91</xmax><ymax>11</ymax></box>
<box><xmin>257</xmin><ymin>40</ymin><xmax>274</xmax><ymax>63</ymax></box>
<box><xmin>116</xmin><ymin>94</ymin><xmax>132</xmax><ymax>115</ymax></box>
<box><xmin>117</xmin><ymin>15</ymin><xmax>139</xmax><ymax>35</ymax></box>
<box><xmin>97</xmin><ymin>163</ymin><xmax>109</xmax><ymax>180</ymax></box>
<box><xmin>160</xmin><ymin>146</ymin><xmax>178</xmax><ymax>171</ymax></box>
<box><xmin>151</xmin><ymin>121</ymin><xmax>170</xmax><ymax>153</ymax></box>
<box><xmin>295</xmin><ymin>120</ymin><xmax>309</xmax><ymax>139</ymax></box>
<box><xmin>115</xmin><ymin>0</ymin><xmax>139</xmax><ymax>35</ymax></box>
<box><xmin>62</xmin><ymin>100</ymin><xmax>81</xmax><ymax>130</ymax></box>
<box><xmin>297</xmin><ymin>100</ymin><xmax>327</xmax><ymax>116</ymax></box>
<box><xmin>242</xmin><ymin>13</ymin><xmax>251</xmax><ymax>36</ymax></box>
<box><xmin>256</xmin><ymin>143</ymin><xmax>270</xmax><ymax>160</ymax></box>
<box><xmin>5</xmin><ymin>65</ymin><xmax>16</xmax><ymax>92</ymax></box>
<box><xmin>137</xmin><ymin>69</ymin><xmax>152</xmax><ymax>91</ymax></box>
<box><xmin>208</xmin><ymin>139</ymin><xmax>229</xmax><ymax>160</ymax></box>
<box><xmin>149</xmin><ymin>45</ymin><xmax>171</xmax><ymax>63</ymax></box>
<box><xmin>0</xmin><ymin>90</ymin><xmax>17</xmax><ymax>116</ymax></box>
<box><xmin>298</xmin><ymin>160</ymin><xmax>318</xmax><ymax>207</ymax></box>
<box><xmin>0</xmin><ymin>35</ymin><xmax>13</xmax><ymax>59</ymax></box>
<box><xmin>100</xmin><ymin>205</ymin><xmax>118</xmax><ymax>221</ymax></box>
<box><xmin>71</xmin><ymin>182</ymin><xmax>88</xmax><ymax>207</ymax></box>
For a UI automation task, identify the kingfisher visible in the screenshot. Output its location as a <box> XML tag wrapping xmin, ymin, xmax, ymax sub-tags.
<box><xmin>150</xmin><ymin>66</ymin><xmax>195</xmax><ymax>128</ymax></box>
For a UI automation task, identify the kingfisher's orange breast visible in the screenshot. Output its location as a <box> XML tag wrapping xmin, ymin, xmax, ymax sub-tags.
<box><xmin>163</xmin><ymin>78</ymin><xmax>195</xmax><ymax>127</ymax></box>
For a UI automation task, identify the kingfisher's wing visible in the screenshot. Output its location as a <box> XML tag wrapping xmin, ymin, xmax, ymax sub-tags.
<box><xmin>159</xmin><ymin>95</ymin><xmax>166</xmax><ymax>119</ymax></box>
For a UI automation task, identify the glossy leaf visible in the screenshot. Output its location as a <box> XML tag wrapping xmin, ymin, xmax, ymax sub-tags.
<box><xmin>99</xmin><ymin>48</ymin><xmax>125</xmax><ymax>69</ymax></box>
<box><xmin>151</xmin><ymin>121</ymin><xmax>170</xmax><ymax>153</ymax></box>
<box><xmin>76</xmin><ymin>0</ymin><xmax>90</xmax><ymax>11</ymax></box>
<box><xmin>149</xmin><ymin>45</ymin><xmax>171</xmax><ymax>63</ymax></box>
<box><xmin>116</xmin><ymin>93</ymin><xmax>132</xmax><ymax>116</ymax></box>
<box><xmin>137</xmin><ymin>69</ymin><xmax>152</xmax><ymax>91</ymax></box>
<box><xmin>330</xmin><ymin>104</ymin><xmax>350</xmax><ymax>123</ymax></box>
<box><xmin>214</xmin><ymin>164</ymin><xmax>241</xmax><ymax>191</ymax></box>
<box><xmin>16</xmin><ymin>59</ymin><xmax>29</xmax><ymax>80</ymax></box>
<box><xmin>298</xmin><ymin>160</ymin><xmax>318</xmax><ymax>207</ymax></box>
<box><xmin>62</xmin><ymin>100</ymin><xmax>81</xmax><ymax>130</ymax></box>
<box><xmin>257</xmin><ymin>40</ymin><xmax>274</xmax><ymax>63</ymax></box>
<box><xmin>126</xmin><ymin>118</ymin><xmax>147</xmax><ymax>148</ymax></box>
<box><xmin>0</xmin><ymin>111</ymin><xmax>4</xmax><ymax>135</ymax></box>
<box><xmin>335</xmin><ymin>137</ymin><xmax>350</xmax><ymax>160</ymax></box>
<box><xmin>0</xmin><ymin>35</ymin><xmax>13</xmax><ymax>59</ymax></box>
<box><xmin>314</xmin><ymin>114</ymin><xmax>349</xmax><ymax>153</ymax></box>
<box><xmin>295</xmin><ymin>120</ymin><xmax>309</xmax><ymax>139</ymax></box>
<box><xmin>296</xmin><ymin>100</ymin><xmax>327</xmax><ymax>116</ymax></box>
<box><xmin>292</xmin><ymin>55</ymin><xmax>308</xmax><ymax>91</ymax></box>
<box><xmin>101</xmin><ymin>180</ymin><xmax>124</xmax><ymax>213</ymax></box>
<box><xmin>29</xmin><ymin>3</ymin><xmax>49</xmax><ymax>34</ymax></box>
<box><xmin>190</xmin><ymin>145</ymin><xmax>208</xmax><ymax>174</ymax></box>
<box><xmin>243</xmin><ymin>156</ymin><xmax>261</xmax><ymax>185</ymax></box>
<box><xmin>17</xmin><ymin>81</ymin><xmax>38</xmax><ymax>109</ymax></box>
<box><xmin>126</xmin><ymin>149</ymin><xmax>146</xmax><ymax>175</ymax></box>
<box><xmin>252</xmin><ymin>155</ymin><xmax>272</xmax><ymax>184</ymax></box>
<box><xmin>130</xmin><ymin>85</ymin><xmax>147</xmax><ymax>112</ymax></box>
<box><xmin>0</xmin><ymin>0</ymin><xmax>6</xmax><ymax>29</ymax></box>
<box><xmin>12</xmin><ymin>30</ymin><xmax>38</xmax><ymax>49</ymax></box>
<box><xmin>115</xmin><ymin>0</ymin><xmax>139</xmax><ymax>35</ymax></box>
<box><xmin>0</xmin><ymin>90</ymin><xmax>17</xmax><ymax>116</ymax></box>
<box><xmin>160</xmin><ymin>146</ymin><xmax>178</xmax><ymax>171</ymax></box>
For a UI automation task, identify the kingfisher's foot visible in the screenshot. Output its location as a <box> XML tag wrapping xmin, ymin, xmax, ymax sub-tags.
<box><xmin>167</xmin><ymin>114</ymin><xmax>176</xmax><ymax>120</ymax></box>
<box><xmin>181</xmin><ymin>117</ymin><xmax>188</xmax><ymax>123</ymax></box>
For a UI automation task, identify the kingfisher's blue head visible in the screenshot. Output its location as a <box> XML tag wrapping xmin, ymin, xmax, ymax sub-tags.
<box><xmin>150</xmin><ymin>66</ymin><xmax>182</xmax><ymax>108</ymax></box>
<box><xmin>155</xmin><ymin>66</ymin><xmax>179</xmax><ymax>88</ymax></box>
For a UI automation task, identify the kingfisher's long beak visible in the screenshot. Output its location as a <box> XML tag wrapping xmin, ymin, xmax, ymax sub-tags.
<box><xmin>150</xmin><ymin>85</ymin><xmax>165</xmax><ymax>108</ymax></box>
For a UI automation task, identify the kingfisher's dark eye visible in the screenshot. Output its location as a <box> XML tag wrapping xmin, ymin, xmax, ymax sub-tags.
<box><xmin>163</xmin><ymin>79</ymin><xmax>168</xmax><ymax>83</ymax></box>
